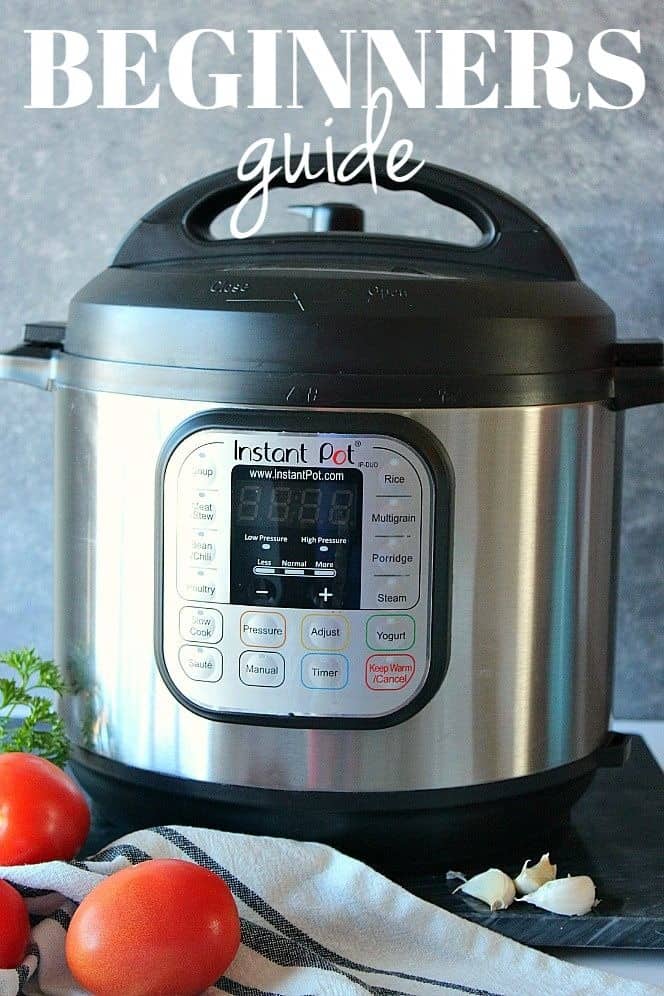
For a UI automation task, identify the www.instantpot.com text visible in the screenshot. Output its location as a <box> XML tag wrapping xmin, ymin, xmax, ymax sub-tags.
<box><xmin>24</xmin><ymin>29</ymin><xmax>647</xmax><ymax>237</ymax></box>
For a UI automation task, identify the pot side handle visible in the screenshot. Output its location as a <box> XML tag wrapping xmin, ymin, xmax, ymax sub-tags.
<box><xmin>0</xmin><ymin>324</ymin><xmax>65</xmax><ymax>391</ymax></box>
<box><xmin>610</xmin><ymin>340</ymin><xmax>664</xmax><ymax>410</ymax></box>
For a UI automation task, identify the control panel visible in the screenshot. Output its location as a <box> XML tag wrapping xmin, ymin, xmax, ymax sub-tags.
<box><xmin>159</xmin><ymin>416</ymin><xmax>448</xmax><ymax>726</ymax></box>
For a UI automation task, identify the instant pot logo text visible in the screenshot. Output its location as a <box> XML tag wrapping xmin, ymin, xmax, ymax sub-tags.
<box><xmin>24</xmin><ymin>28</ymin><xmax>647</xmax><ymax>236</ymax></box>
<box><xmin>234</xmin><ymin>439</ymin><xmax>354</xmax><ymax>465</ymax></box>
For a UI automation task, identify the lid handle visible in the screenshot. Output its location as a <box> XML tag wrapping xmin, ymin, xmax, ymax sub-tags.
<box><xmin>113</xmin><ymin>154</ymin><xmax>576</xmax><ymax>279</ymax></box>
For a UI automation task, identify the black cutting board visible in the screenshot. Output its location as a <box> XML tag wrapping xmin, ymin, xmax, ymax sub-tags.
<box><xmin>395</xmin><ymin>735</ymin><xmax>664</xmax><ymax>949</ymax></box>
<box><xmin>83</xmin><ymin>735</ymin><xmax>663</xmax><ymax>950</ymax></box>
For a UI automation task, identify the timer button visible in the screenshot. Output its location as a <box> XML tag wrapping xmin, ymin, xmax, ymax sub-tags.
<box><xmin>240</xmin><ymin>611</ymin><xmax>286</xmax><ymax>648</ymax></box>
<box><xmin>301</xmin><ymin>654</ymin><xmax>349</xmax><ymax>690</ymax></box>
<box><xmin>179</xmin><ymin>606</ymin><xmax>223</xmax><ymax>644</ymax></box>
<box><xmin>302</xmin><ymin>614</ymin><xmax>349</xmax><ymax>651</ymax></box>
<box><xmin>178</xmin><ymin>645</ymin><xmax>222</xmax><ymax>682</ymax></box>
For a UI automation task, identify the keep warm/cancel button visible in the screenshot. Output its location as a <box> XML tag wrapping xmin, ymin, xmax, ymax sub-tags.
<box><xmin>365</xmin><ymin>654</ymin><xmax>415</xmax><ymax>690</ymax></box>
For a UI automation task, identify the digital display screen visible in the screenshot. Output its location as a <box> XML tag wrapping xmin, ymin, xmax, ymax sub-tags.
<box><xmin>230</xmin><ymin>466</ymin><xmax>363</xmax><ymax>608</ymax></box>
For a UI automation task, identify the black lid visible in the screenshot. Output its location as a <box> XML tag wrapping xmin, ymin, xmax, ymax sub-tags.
<box><xmin>62</xmin><ymin>155</ymin><xmax>618</xmax><ymax>408</ymax></box>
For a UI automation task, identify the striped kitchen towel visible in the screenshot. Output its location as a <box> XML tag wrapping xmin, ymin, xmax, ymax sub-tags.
<box><xmin>0</xmin><ymin>825</ymin><xmax>659</xmax><ymax>996</ymax></box>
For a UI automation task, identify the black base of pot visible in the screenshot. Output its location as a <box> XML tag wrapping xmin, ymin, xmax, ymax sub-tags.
<box><xmin>71</xmin><ymin>737</ymin><xmax>630</xmax><ymax>871</ymax></box>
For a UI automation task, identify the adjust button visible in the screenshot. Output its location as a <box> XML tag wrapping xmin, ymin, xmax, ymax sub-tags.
<box><xmin>366</xmin><ymin>614</ymin><xmax>415</xmax><ymax>651</ymax></box>
<box><xmin>301</xmin><ymin>654</ymin><xmax>349</xmax><ymax>690</ymax></box>
<box><xmin>240</xmin><ymin>611</ymin><xmax>286</xmax><ymax>648</ymax></box>
<box><xmin>179</xmin><ymin>606</ymin><xmax>223</xmax><ymax>644</ymax></box>
<box><xmin>178</xmin><ymin>645</ymin><xmax>222</xmax><ymax>683</ymax></box>
<box><xmin>302</xmin><ymin>614</ymin><xmax>349</xmax><ymax>651</ymax></box>
<box><xmin>239</xmin><ymin>651</ymin><xmax>285</xmax><ymax>687</ymax></box>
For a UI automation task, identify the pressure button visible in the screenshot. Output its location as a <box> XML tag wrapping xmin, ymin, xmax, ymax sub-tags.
<box><xmin>240</xmin><ymin>611</ymin><xmax>286</xmax><ymax>648</ymax></box>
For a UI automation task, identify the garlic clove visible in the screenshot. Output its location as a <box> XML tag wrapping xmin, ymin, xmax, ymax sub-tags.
<box><xmin>514</xmin><ymin>852</ymin><xmax>557</xmax><ymax>895</ymax></box>
<box><xmin>516</xmin><ymin>875</ymin><xmax>597</xmax><ymax>916</ymax></box>
<box><xmin>453</xmin><ymin>868</ymin><xmax>516</xmax><ymax>911</ymax></box>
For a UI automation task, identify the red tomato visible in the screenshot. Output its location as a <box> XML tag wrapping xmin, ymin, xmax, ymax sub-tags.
<box><xmin>0</xmin><ymin>879</ymin><xmax>30</xmax><ymax>968</ymax></box>
<box><xmin>65</xmin><ymin>858</ymin><xmax>241</xmax><ymax>996</ymax></box>
<box><xmin>0</xmin><ymin>753</ymin><xmax>90</xmax><ymax>865</ymax></box>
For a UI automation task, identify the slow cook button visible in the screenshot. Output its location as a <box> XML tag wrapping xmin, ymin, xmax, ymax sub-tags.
<box><xmin>239</xmin><ymin>651</ymin><xmax>285</xmax><ymax>687</ymax></box>
<box><xmin>365</xmin><ymin>654</ymin><xmax>416</xmax><ymax>691</ymax></box>
<box><xmin>179</xmin><ymin>569</ymin><xmax>221</xmax><ymax>603</ymax></box>
<box><xmin>179</xmin><ymin>606</ymin><xmax>223</xmax><ymax>644</ymax></box>
<box><xmin>301</xmin><ymin>654</ymin><xmax>349</xmax><ymax>690</ymax></box>
<box><xmin>301</xmin><ymin>614</ymin><xmax>349</xmax><ymax>651</ymax></box>
<box><xmin>240</xmin><ymin>611</ymin><xmax>286</xmax><ymax>648</ymax></box>
<box><xmin>366</xmin><ymin>614</ymin><xmax>415</xmax><ymax>651</ymax></box>
<box><xmin>178</xmin><ymin>645</ymin><xmax>222</xmax><ymax>683</ymax></box>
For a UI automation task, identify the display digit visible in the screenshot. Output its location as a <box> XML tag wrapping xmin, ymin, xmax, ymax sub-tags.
<box><xmin>298</xmin><ymin>487</ymin><xmax>322</xmax><ymax>525</ymax></box>
<box><xmin>268</xmin><ymin>486</ymin><xmax>292</xmax><ymax>523</ymax></box>
<box><xmin>237</xmin><ymin>484</ymin><xmax>261</xmax><ymax>522</ymax></box>
<box><xmin>329</xmin><ymin>489</ymin><xmax>354</xmax><ymax>526</ymax></box>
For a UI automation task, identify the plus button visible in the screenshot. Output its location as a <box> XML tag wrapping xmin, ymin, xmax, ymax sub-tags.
<box><xmin>318</xmin><ymin>587</ymin><xmax>333</xmax><ymax>603</ymax></box>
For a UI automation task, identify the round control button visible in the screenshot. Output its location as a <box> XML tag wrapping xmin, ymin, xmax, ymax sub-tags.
<box><xmin>179</xmin><ymin>606</ymin><xmax>223</xmax><ymax>644</ymax></box>
<box><xmin>239</xmin><ymin>651</ymin><xmax>285</xmax><ymax>687</ymax></box>
<box><xmin>240</xmin><ymin>611</ymin><xmax>286</xmax><ymax>648</ymax></box>
<box><xmin>178</xmin><ymin>645</ymin><xmax>222</xmax><ymax>683</ymax></box>
<box><xmin>302</xmin><ymin>614</ymin><xmax>349</xmax><ymax>651</ymax></box>
<box><xmin>366</xmin><ymin>614</ymin><xmax>415</xmax><ymax>651</ymax></box>
<box><xmin>301</xmin><ymin>654</ymin><xmax>349</xmax><ymax>690</ymax></box>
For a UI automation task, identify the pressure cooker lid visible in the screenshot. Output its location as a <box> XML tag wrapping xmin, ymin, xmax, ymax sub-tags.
<box><xmin>53</xmin><ymin>155</ymin><xmax>622</xmax><ymax>407</ymax></box>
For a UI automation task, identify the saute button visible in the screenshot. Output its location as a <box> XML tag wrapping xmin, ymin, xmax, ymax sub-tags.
<box><xmin>301</xmin><ymin>654</ymin><xmax>349</xmax><ymax>690</ymax></box>
<box><xmin>240</xmin><ymin>611</ymin><xmax>286</xmax><ymax>648</ymax></box>
<box><xmin>179</xmin><ymin>606</ymin><xmax>223</xmax><ymax>644</ymax></box>
<box><xmin>366</xmin><ymin>615</ymin><xmax>415</xmax><ymax>651</ymax></box>
<box><xmin>178</xmin><ymin>645</ymin><xmax>222</xmax><ymax>682</ymax></box>
<box><xmin>365</xmin><ymin>654</ymin><xmax>416</xmax><ymax>691</ymax></box>
<box><xmin>239</xmin><ymin>652</ymin><xmax>285</xmax><ymax>687</ymax></box>
<box><xmin>302</xmin><ymin>614</ymin><xmax>349</xmax><ymax>650</ymax></box>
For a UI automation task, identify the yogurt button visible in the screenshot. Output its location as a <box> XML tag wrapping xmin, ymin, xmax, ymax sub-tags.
<box><xmin>366</xmin><ymin>614</ymin><xmax>415</xmax><ymax>651</ymax></box>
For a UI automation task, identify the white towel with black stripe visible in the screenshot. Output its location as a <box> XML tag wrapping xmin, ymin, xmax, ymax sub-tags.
<box><xmin>0</xmin><ymin>826</ymin><xmax>659</xmax><ymax>996</ymax></box>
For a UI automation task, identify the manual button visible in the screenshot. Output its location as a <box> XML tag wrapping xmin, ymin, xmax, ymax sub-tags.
<box><xmin>366</xmin><ymin>614</ymin><xmax>415</xmax><ymax>651</ymax></box>
<box><xmin>239</xmin><ymin>651</ymin><xmax>285</xmax><ymax>687</ymax></box>
<box><xmin>240</xmin><ymin>611</ymin><xmax>286</xmax><ymax>648</ymax></box>
<box><xmin>302</xmin><ymin>614</ymin><xmax>349</xmax><ymax>651</ymax></box>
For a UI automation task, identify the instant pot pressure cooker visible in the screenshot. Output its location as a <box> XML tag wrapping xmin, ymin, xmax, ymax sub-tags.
<box><xmin>3</xmin><ymin>157</ymin><xmax>663</xmax><ymax>864</ymax></box>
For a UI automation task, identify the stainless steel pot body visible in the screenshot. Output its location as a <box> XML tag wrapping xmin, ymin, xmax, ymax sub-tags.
<box><xmin>53</xmin><ymin>358</ymin><xmax>620</xmax><ymax>793</ymax></box>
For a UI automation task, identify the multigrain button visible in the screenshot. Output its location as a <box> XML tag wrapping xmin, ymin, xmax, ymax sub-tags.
<box><xmin>301</xmin><ymin>654</ymin><xmax>349</xmax><ymax>690</ymax></box>
<box><xmin>178</xmin><ymin>645</ymin><xmax>222</xmax><ymax>682</ymax></box>
<box><xmin>302</xmin><ymin>614</ymin><xmax>349</xmax><ymax>650</ymax></box>
<box><xmin>240</xmin><ymin>611</ymin><xmax>286</xmax><ymax>648</ymax></box>
<box><xmin>179</xmin><ymin>606</ymin><xmax>223</xmax><ymax>644</ymax></box>
<box><xmin>239</xmin><ymin>652</ymin><xmax>285</xmax><ymax>687</ymax></box>
<box><xmin>366</xmin><ymin>614</ymin><xmax>415</xmax><ymax>651</ymax></box>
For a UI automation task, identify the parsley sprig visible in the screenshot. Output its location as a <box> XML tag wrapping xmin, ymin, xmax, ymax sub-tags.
<box><xmin>0</xmin><ymin>648</ymin><xmax>70</xmax><ymax>767</ymax></box>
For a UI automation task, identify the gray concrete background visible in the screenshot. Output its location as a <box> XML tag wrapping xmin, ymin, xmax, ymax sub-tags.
<box><xmin>1</xmin><ymin>1</ymin><xmax>662</xmax><ymax>716</ymax></box>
